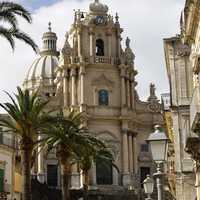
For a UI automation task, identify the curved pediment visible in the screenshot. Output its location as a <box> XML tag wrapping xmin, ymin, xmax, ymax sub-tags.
<box><xmin>96</xmin><ymin>131</ymin><xmax>120</xmax><ymax>161</ymax></box>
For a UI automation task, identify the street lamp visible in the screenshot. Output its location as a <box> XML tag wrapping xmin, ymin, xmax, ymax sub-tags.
<box><xmin>146</xmin><ymin>125</ymin><xmax>169</xmax><ymax>200</ymax></box>
<box><xmin>143</xmin><ymin>175</ymin><xmax>154</xmax><ymax>200</ymax></box>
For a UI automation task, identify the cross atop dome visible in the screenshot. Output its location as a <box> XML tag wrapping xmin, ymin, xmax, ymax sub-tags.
<box><xmin>48</xmin><ymin>22</ymin><xmax>52</xmax><ymax>32</ymax></box>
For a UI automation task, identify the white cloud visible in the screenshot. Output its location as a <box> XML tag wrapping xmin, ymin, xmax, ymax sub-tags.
<box><xmin>0</xmin><ymin>0</ymin><xmax>185</xmax><ymax>109</ymax></box>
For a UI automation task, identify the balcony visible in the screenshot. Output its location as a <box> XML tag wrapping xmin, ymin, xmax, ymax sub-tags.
<box><xmin>85</xmin><ymin>56</ymin><xmax>119</xmax><ymax>65</ymax></box>
<box><xmin>87</xmin><ymin>106</ymin><xmax>120</xmax><ymax>118</ymax></box>
<box><xmin>190</xmin><ymin>86</ymin><xmax>200</xmax><ymax>134</ymax></box>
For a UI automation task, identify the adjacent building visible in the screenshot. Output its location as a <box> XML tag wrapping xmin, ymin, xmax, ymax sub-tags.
<box><xmin>163</xmin><ymin>35</ymin><xmax>195</xmax><ymax>200</ymax></box>
<box><xmin>163</xmin><ymin>0</ymin><xmax>200</xmax><ymax>199</ymax></box>
<box><xmin>0</xmin><ymin>115</ymin><xmax>18</xmax><ymax>200</ymax></box>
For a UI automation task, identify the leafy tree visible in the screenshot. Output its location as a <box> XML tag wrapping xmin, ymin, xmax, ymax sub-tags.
<box><xmin>0</xmin><ymin>1</ymin><xmax>38</xmax><ymax>52</ymax></box>
<box><xmin>0</xmin><ymin>87</ymin><xmax>50</xmax><ymax>200</ymax></box>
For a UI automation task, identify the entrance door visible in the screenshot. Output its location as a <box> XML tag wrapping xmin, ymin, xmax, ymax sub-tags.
<box><xmin>47</xmin><ymin>164</ymin><xmax>58</xmax><ymax>187</ymax></box>
<box><xmin>96</xmin><ymin>158</ymin><xmax>113</xmax><ymax>185</ymax></box>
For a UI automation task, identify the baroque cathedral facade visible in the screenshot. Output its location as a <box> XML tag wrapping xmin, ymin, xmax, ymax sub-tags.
<box><xmin>22</xmin><ymin>0</ymin><xmax>163</xmax><ymax>198</ymax></box>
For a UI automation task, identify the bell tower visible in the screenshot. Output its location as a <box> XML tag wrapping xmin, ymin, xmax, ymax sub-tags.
<box><xmin>57</xmin><ymin>0</ymin><xmax>139</xmax><ymax>188</ymax></box>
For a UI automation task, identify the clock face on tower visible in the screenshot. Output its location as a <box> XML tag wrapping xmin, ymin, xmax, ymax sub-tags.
<box><xmin>95</xmin><ymin>16</ymin><xmax>105</xmax><ymax>25</ymax></box>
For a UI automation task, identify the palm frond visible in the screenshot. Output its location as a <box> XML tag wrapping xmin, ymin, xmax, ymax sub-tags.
<box><xmin>11</xmin><ymin>29</ymin><xmax>38</xmax><ymax>53</ymax></box>
<box><xmin>0</xmin><ymin>11</ymin><xmax>18</xmax><ymax>29</ymax></box>
<box><xmin>0</xmin><ymin>26</ymin><xmax>14</xmax><ymax>49</ymax></box>
<box><xmin>0</xmin><ymin>2</ymin><xmax>32</xmax><ymax>23</ymax></box>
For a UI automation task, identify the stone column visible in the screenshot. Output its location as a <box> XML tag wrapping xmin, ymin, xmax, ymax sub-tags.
<box><xmin>89</xmin><ymin>29</ymin><xmax>94</xmax><ymax>57</ymax></box>
<box><xmin>107</xmin><ymin>29</ymin><xmax>112</xmax><ymax>57</ymax></box>
<box><xmin>122</xmin><ymin>130</ymin><xmax>129</xmax><ymax>174</ymax></box>
<box><xmin>122</xmin><ymin>129</ymin><xmax>132</xmax><ymax>186</ymax></box>
<box><xmin>71</xmin><ymin>164</ymin><xmax>80</xmax><ymax>189</ymax></box>
<box><xmin>130</xmin><ymin>72</ymin><xmax>135</xmax><ymax>109</ymax></box>
<box><xmin>77</xmin><ymin>29</ymin><xmax>81</xmax><ymax>57</ymax></box>
<box><xmin>133</xmin><ymin>136</ymin><xmax>138</xmax><ymax>173</ymax></box>
<box><xmin>119</xmin><ymin>65</ymin><xmax>127</xmax><ymax>107</ymax></box>
<box><xmin>37</xmin><ymin>135</ymin><xmax>45</xmax><ymax>183</ymax></box>
<box><xmin>63</xmin><ymin>70</ymin><xmax>69</xmax><ymax>108</ymax></box>
<box><xmin>80</xmin><ymin>66</ymin><xmax>85</xmax><ymax>104</ymax></box>
<box><xmin>117</xmin><ymin>30</ymin><xmax>121</xmax><ymax>57</ymax></box>
<box><xmin>71</xmin><ymin>68</ymin><xmax>76</xmax><ymax>106</ymax></box>
<box><xmin>126</xmin><ymin>74</ymin><xmax>131</xmax><ymax>108</ymax></box>
<box><xmin>88</xmin><ymin>161</ymin><xmax>97</xmax><ymax>188</ymax></box>
<box><xmin>80</xmin><ymin>66</ymin><xmax>86</xmax><ymax>112</ymax></box>
<box><xmin>128</xmin><ymin>134</ymin><xmax>134</xmax><ymax>174</ymax></box>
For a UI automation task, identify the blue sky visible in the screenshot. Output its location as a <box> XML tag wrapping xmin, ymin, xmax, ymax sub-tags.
<box><xmin>18</xmin><ymin>0</ymin><xmax>61</xmax><ymax>10</ymax></box>
<box><xmin>0</xmin><ymin>0</ymin><xmax>185</xmax><ymax>109</ymax></box>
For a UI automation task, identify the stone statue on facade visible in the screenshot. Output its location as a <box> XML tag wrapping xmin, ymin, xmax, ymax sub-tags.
<box><xmin>126</xmin><ymin>37</ymin><xmax>130</xmax><ymax>48</ymax></box>
<box><xmin>124</xmin><ymin>37</ymin><xmax>135</xmax><ymax>65</ymax></box>
<box><xmin>61</xmin><ymin>32</ymin><xmax>72</xmax><ymax>56</ymax></box>
<box><xmin>150</xmin><ymin>83</ymin><xmax>156</xmax><ymax>97</ymax></box>
<box><xmin>147</xmin><ymin>83</ymin><xmax>160</xmax><ymax>112</ymax></box>
<box><xmin>54</xmin><ymin>68</ymin><xmax>63</xmax><ymax>95</ymax></box>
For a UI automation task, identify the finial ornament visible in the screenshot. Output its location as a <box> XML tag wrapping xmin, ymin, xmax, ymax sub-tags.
<box><xmin>115</xmin><ymin>13</ymin><xmax>119</xmax><ymax>23</ymax></box>
<box><xmin>126</xmin><ymin>37</ymin><xmax>130</xmax><ymax>48</ymax></box>
<box><xmin>48</xmin><ymin>22</ymin><xmax>52</xmax><ymax>32</ymax></box>
<box><xmin>65</xmin><ymin>32</ymin><xmax>69</xmax><ymax>40</ymax></box>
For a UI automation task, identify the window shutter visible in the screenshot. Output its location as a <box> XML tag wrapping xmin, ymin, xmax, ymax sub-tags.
<box><xmin>0</xmin><ymin>169</ymin><xmax>4</xmax><ymax>192</ymax></box>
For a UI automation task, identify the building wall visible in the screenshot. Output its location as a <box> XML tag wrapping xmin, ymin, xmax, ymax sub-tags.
<box><xmin>0</xmin><ymin>146</ymin><xmax>15</xmax><ymax>200</ymax></box>
<box><xmin>164</xmin><ymin>36</ymin><xmax>196</xmax><ymax>200</ymax></box>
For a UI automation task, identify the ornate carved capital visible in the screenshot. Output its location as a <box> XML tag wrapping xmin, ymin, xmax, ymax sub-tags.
<box><xmin>119</xmin><ymin>64</ymin><xmax>128</xmax><ymax>77</ymax></box>
<box><xmin>88</xmin><ymin>27</ymin><xmax>94</xmax><ymax>35</ymax></box>
<box><xmin>70</xmin><ymin>68</ymin><xmax>76</xmax><ymax>77</ymax></box>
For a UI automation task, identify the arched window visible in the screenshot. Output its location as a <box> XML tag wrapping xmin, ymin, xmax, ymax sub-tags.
<box><xmin>99</xmin><ymin>89</ymin><xmax>109</xmax><ymax>105</ymax></box>
<box><xmin>96</xmin><ymin>39</ymin><xmax>104</xmax><ymax>56</ymax></box>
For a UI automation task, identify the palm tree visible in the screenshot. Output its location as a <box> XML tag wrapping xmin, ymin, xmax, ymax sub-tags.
<box><xmin>43</xmin><ymin>110</ymin><xmax>107</xmax><ymax>200</ymax></box>
<box><xmin>0</xmin><ymin>87</ymin><xmax>50</xmax><ymax>200</ymax></box>
<box><xmin>0</xmin><ymin>1</ymin><xmax>38</xmax><ymax>52</ymax></box>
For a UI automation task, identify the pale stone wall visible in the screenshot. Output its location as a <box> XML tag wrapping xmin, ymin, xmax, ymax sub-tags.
<box><xmin>0</xmin><ymin>147</ymin><xmax>14</xmax><ymax>200</ymax></box>
<box><xmin>164</xmin><ymin>36</ymin><xmax>196</xmax><ymax>200</ymax></box>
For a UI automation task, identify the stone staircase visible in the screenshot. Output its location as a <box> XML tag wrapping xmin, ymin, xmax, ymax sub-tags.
<box><xmin>83</xmin><ymin>185</ymin><xmax>138</xmax><ymax>200</ymax></box>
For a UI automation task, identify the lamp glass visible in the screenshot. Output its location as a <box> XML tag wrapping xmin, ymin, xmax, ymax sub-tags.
<box><xmin>143</xmin><ymin>175</ymin><xmax>154</xmax><ymax>195</ymax></box>
<box><xmin>149</xmin><ymin>140</ymin><xmax>167</xmax><ymax>162</ymax></box>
